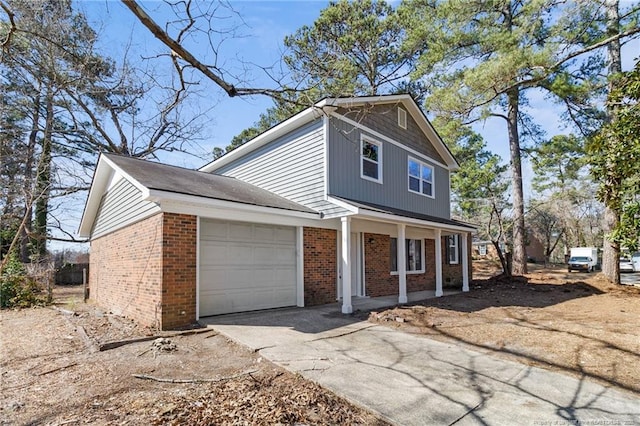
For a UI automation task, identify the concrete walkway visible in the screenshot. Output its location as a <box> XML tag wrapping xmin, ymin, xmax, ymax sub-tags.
<box><xmin>201</xmin><ymin>305</ymin><xmax>640</xmax><ymax>425</ymax></box>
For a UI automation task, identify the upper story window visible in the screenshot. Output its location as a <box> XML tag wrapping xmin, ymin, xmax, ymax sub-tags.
<box><xmin>398</xmin><ymin>107</ymin><xmax>407</xmax><ymax>129</ymax></box>
<box><xmin>447</xmin><ymin>235</ymin><xmax>459</xmax><ymax>264</ymax></box>
<box><xmin>361</xmin><ymin>137</ymin><xmax>382</xmax><ymax>183</ymax></box>
<box><xmin>408</xmin><ymin>157</ymin><xmax>434</xmax><ymax>197</ymax></box>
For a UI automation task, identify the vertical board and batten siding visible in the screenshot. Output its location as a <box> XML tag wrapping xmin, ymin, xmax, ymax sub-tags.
<box><xmin>91</xmin><ymin>177</ymin><xmax>160</xmax><ymax>238</ymax></box>
<box><xmin>327</xmin><ymin>116</ymin><xmax>451</xmax><ymax>219</ymax></box>
<box><xmin>336</xmin><ymin>105</ymin><xmax>446</xmax><ymax>165</ymax></box>
<box><xmin>216</xmin><ymin>119</ymin><xmax>348</xmax><ymax>217</ymax></box>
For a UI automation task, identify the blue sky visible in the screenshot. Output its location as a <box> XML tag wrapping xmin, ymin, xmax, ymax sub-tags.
<box><xmin>52</xmin><ymin>0</ymin><xmax>639</xmax><ymax>249</ymax></box>
<box><xmin>79</xmin><ymin>1</ymin><xmax>639</xmax><ymax>168</ymax></box>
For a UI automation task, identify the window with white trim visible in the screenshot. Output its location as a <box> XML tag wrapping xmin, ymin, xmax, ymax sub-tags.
<box><xmin>390</xmin><ymin>238</ymin><xmax>424</xmax><ymax>273</ymax></box>
<box><xmin>408</xmin><ymin>157</ymin><xmax>434</xmax><ymax>197</ymax></box>
<box><xmin>478</xmin><ymin>244</ymin><xmax>487</xmax><ymax>256</ymax></box>
<box><xmin>447</xmin><ymin>235</ymin><xmax>459</xmax><ymax>264</ymax></box>
<box><xmin>361</xmin><ymin>137</ymin><xmax>382</xmax><ymax>183</ymax></box>
<box><xmin>398</xmin><ymin>107</ymin><xmax>407</xmax><ymax>129</ymax></box>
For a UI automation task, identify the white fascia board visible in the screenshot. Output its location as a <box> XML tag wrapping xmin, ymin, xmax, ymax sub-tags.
<box><xmin>331</xmin><ymin>112</ymin><xmax>451</xmax><ymax>171</ymax></box>
<box><xmin>321</xmin><ymin>94</ymin><xmax>411</xmax><ymax>108</ymax></box>
<box><xmin>325</xmin><ymin>95</ymin><xmax>459</xmax><ymax>171</ymax></box>
<box><xmin>326</xmin><ymin>195</ymin><xmax>359</xmax><ymax>214</ymax></box>
<box><xmin>146</xmin><ymin>189</ymin><xmax>321</xmax><ymax>221</ymax></box>
<box><xmin>356</xmin><ymin>209</ymin><xmax>476</xmax><ymax>233</ymax></box>
<box><xmin>101</xmin><ymin>155</ymin><xmax>149</xmax><ymax>194</ymax></box>
<box><xmin>199</xmin><ymin>107</ymin><xmax>324</xmax><ymax>173</ymax></box>
<box><xmin>163</xmin><ymin>199</ymin><xmax>340</xmax><ymax>230</ymax></box>
<box><xmin>78</xmin><ymin>155</ymin><xmax>149</xmax><ymax>238</ymax></box>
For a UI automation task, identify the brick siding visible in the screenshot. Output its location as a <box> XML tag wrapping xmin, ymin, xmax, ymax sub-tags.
<box><xmin>89</xmin><ymin>212</ymin><xmax>197</xmax><ymax>330</ymax></box>
<box><xmin>161</xmin><ymin>213</ymin><xmax>197</xmax><ymax>329</ymax></box>
<box><xmin>89</xmin><ymin>213</ymin><xmax>164</xmax><ymax>329</ymax></box>
<box><xmin>303</xmin><ymin>227</ymin><xmax>337</xmax><ymax>306</ymax></box>
<box><xmin>362</xmin><ymin>233</ymin><xmax>472</xmax><ymax>296</ymax></box>
<box><xmin>364</xmin><ymin>233</ymin><xmax>435</xmax><ymax>297</ymax></box>
<box><xmin>441</xmin><ymin>234</ymin><xmax>472</xmax><ymax>288</ymax></box>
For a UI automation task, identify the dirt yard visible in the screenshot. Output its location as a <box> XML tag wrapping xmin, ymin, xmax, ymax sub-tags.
<box><xmin>0</xmin><ymin>286</ymin><xmax>388</xmax><ymax>425</ymax></box>
<box><xmin>370</xmin><ymin>261</ymin><xmax>640</xmax><ymax>396</ymax></box>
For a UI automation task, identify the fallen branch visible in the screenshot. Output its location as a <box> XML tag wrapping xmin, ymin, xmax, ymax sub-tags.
<box><xmin>99</xmin><ymin>328</ymin><xmax>215</xmax><ymax>351</ymax></box>
<box><xmin>132</xmin><ymin>369</ymin><xmax>259</xmax><ymax>384</ymax></box>
<box><xmin>36</xmin><ymin>362</ymin><xmax>78</xmax><ymax>376</ymax></box>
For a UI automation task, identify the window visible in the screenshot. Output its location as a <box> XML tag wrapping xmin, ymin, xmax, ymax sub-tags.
<box><xmin>398</xmin><ymin>107</ymin><xmax>407</xmax><ymax>129</ymax></box>
<box><xmin>408</xmin><ymin>157</ymin><xmax>434</xmax><ymax>197</ymax></box>
<box><xmin>361</xmin><ymin>137</ymin><xmax>382</xmax><ymax>183</ymax></box>
<box><xmin>390</xmin><ymin>238</ymin><xmax>424</xmax><ymax>273</ymax></box>
<box><xmin>447</xmin><ymin>235</ymin><xmax>459</xmax><ymax>264</ymax></box>
<box><xmin>478</xmin><ymin>244</ymin><xmax>487</xmax><ymax>256</ymax></box>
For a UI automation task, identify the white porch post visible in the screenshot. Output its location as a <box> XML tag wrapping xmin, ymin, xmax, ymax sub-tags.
<box><xmin>462</xmin><ymin>233</ymin><xmax>470</xmax><ymax>292</ymax></box>
<box><xmin>341</xmin><ymin>217</ymin><xmax>353</xmax><ymax>314</ymax></box>
<box><xmin>435</xmin><ymin>229</ymin><xmax>443</xmax><ymax>297</ymax></box>
<box><xmin>397</xmin><ymin>223</ymin><xmax>407</xmax><ymax>304</ymax></box>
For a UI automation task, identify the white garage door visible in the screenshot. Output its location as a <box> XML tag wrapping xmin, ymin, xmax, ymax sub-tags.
<box><xmin>199</xmin><ymin>219</ymin><xmax>297</xmax><ymax>316</ymax></box>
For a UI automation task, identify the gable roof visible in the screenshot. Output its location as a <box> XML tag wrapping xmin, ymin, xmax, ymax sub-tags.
<box><xmin>78</xmin><ymin>153</ymin><xmax>318</xmax><ymax>237</ymax></box>
<box><xmin>200</xmin><ymin>94</ymin><xmax>459</xmax><ymax>173</ymax></box>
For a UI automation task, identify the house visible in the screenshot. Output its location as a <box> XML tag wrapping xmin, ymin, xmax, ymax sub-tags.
<box><xmin>79</xmin><ymin>95</ymin><xmax>475</xmax><ymax>330</ymax></box>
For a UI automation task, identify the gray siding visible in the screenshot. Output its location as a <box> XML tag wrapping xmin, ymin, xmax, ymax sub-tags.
<box><xmin>216</xmin><ymin>119</ymin><xmax>348</xmax><ymax>217</ymax></box>
<box><xmin>328</xmin><ymin>117</ymin><xmax>451</xmax><ymax>219</ymax></box>
<box><xmin>336</xmin><ymin>104</ymin><xmax>445</xmax><ymax>164</ymax></box>
<box><xmin>91</xmin><ymin>177</ymin><xmax>160</xmax><ymax>238</ymax></box>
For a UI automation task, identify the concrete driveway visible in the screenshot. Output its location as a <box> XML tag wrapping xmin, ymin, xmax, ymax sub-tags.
<box><xmin>201</xmin><ymin>305</ymin><xmax>640</xmax><ymax>425</ymax></box>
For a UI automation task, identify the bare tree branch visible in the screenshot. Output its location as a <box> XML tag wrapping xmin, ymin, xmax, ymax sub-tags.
<box><xmin>0</xmin><ymin>0</ymin><xmax>16</xmax><ymax>55</ymax></box>
<box><xmin>121</xmin><ymin>0</ymin><xmax>293</xmax><ymax>99</ymax></box>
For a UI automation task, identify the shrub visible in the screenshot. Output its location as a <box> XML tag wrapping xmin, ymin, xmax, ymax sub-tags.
<box><xmin>0</xmin><ymin>253</ymin><xmax>47</xmax><ymax>309</ymax></box>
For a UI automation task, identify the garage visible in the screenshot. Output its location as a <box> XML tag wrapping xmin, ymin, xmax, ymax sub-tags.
<box><xmin>199</xmin><ymin>219</ymin><xmax>298</xmax><ymax>317</ymax></box>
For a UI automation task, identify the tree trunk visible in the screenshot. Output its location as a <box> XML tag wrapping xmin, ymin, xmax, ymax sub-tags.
<box><xmin>602</xmin><ymin>0</ymin><xmax>621</xmax><ymax>283</ymax></box>
<box><xmin>20</xmin><ymin>97</ymin><xmax>40</xmax><ymax>263</ymax></box>
<box><xmin>492</xmin><ymin>240</ymin><xmax>509</xmax><ymax>275</ymax></box>
<box><xmin>507</xmin><ymin>88</ymin><xmax>527</xmax><ymax>275</ymax></box>
<box><xmin>33</xmin><ymin>90</ymin><xmax>54</xmax><ymax>259</ymax></box>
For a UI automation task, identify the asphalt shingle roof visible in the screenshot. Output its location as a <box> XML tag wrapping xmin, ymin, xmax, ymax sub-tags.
<box><xmin>104</xmin><ymin>154</ymin><xmax>318</xmax><ymax>214</ymax></box>
<box><xmin>332</xmin><ymin>196</ymin><xmax>476</xmax><ymax>230</ymax></box>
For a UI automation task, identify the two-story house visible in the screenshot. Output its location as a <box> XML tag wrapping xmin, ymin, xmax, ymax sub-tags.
<box><xmin>79</xmin><ymin>95</ymin><xmax>475</xmax><ymax>330</ymax></box>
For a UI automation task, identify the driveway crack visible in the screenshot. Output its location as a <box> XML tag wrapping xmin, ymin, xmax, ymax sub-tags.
<box><xmin>309</xmin><ymin>324</ymin><xmax>376</xmax><ymax>342</ymax></box>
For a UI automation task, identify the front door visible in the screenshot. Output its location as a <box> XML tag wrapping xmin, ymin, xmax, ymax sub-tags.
<box><xmin>337</xmin><ymin>232</ymin><xmax>362</xmax><ymax>298</ymax></box>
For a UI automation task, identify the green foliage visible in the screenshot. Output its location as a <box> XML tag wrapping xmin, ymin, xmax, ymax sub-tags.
<box><xmin>588</xmin><ymin>60</ymin><xmax>640</xmax><ymax>251</ymax></box>
<box><xmin>529</xmin><ymin>134</ymin><xmax>586</xmax><ymax>193</ymax></box>
<box><xmin>224</xmin><ymin>0</ymin><xmax>419</xmax><ymax>157</ymax></box>
<box><xmin>0</xmin><ymin>253</ymin><xmax>46</xmax><ymax>309</ymax></box>
<box><xmin>284</xmin><ymin>0</ymin><xmax>416</xmax><ymax>97</ymax></box>
<box><xmin>434</xmin><ymin>117</ymin><xmax>508</xmax><ymax>220</ymax></box>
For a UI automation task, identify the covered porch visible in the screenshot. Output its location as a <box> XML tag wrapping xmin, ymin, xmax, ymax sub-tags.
<box><xmin>330</xmin><ymin>198</ymin><xmax>475</xmax><ymax>314</ymax></box>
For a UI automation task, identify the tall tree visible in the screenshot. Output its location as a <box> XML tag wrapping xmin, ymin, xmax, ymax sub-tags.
<box><xmin>599</xmin><ymin>0</ymin><xmax>624</xmax><ymax>282</ymax></box>
<box><xmin>588</xmin><ymin>59</ymin><xmax>640</xmax><ymax>267</ymax></box>
<box><xmin>220</xmin><ymin>0</ymin><xmax>418</xmax><ymax>157</ymax></box>
<box><xmin>402</xmin><ymin>0</ymin><xmax>640</xmax><ymax>275</ymax></box>
<box><xmin>0</xmin><ymin>0</ymin><xmax>202</xmax><ymax>267</ymax></box>
<box><xmin>435</xmin><ymin>118</ymin><xmax>512</xmax><ymax>273</ymax></box>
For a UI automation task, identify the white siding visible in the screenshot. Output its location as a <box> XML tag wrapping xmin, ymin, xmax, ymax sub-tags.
<box><xmin>217</xmin><ymin>119</ymin><xmax>348</xmax><ymax>217</ymax></box>
<box><xmin>91</xmin><ymin>177</ymin><xmax>160</xmax><ymax>238</ymax></box>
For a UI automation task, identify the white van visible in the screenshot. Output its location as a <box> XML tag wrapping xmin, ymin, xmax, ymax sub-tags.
<box><xmin>632</xmin><ymin>252</ymin><xmax>640</xmax><ymax>272</ymax></box>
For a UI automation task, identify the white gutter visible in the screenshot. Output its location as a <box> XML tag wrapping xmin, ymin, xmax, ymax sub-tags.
<box><xmin>145</xmin><ymin>189</ymin><xmax>321</xmax><ymax>220</ymax></box>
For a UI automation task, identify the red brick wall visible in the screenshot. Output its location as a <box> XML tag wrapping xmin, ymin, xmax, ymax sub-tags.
<box><xmin>161</xmin><ymin>213</ymin><xmax>197</xmax><ymax>329</ymax></box>
<box><xmin>363</xmin><ymin>234</ymin><xmax>436</xmax><ymax>298</ymax></box>
<box><xmin>89</xmin><ymin>212</ymin><xmax>198</xmax><ymax>330</ymax></box>
<box><xmin>89</xmin><ymin>213</ymin><xmax>164</xmax><ymax>329</ymax></box>
<box><xmin>303</xmin><ymin>227</ymin><xmax>337</xmax><ymax>306</ymax></box>
<box><xmin>442</xmin><ymin>234</ymin><xmax>472</xmax><ymax>288</ymax></box>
